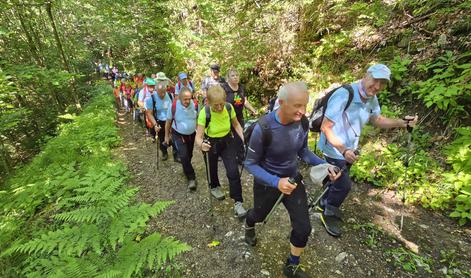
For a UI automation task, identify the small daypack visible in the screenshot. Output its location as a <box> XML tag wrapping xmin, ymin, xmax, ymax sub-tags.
<box><xmin>308</xmin><ymin>85</ymin><xmax>354</xmax><ymax>132</ymax></box>
<box><xmin>244</xmin><ymin>114</ymin><xmax>309</xmax><ymax>158</ymax></box>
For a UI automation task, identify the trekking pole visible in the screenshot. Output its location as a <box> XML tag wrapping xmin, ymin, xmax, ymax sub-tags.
<box><xmin>307</xmin><ymin>150</ymin><xmax>359</xmax><ymax>213</ymax></box>
<box><xmin>260</xmin><ymin>173</ymin><xmax>302</xmax><ymax>230</ymax></box>
<box><xmin>400</xmin><ymin>117</ymin><xmax>415</xmax><ymax>231</ymax></box>
<box><xmin>202</xmin><ymin>139</ymin><xmax>216</xmax><ymax>236</ymax></box>
<box><xmin>143</xmin><ymin>111</ymin><xmax>148</xmax><ymax>148</ymax></box>
<box><xmin>155</xmin><ymin>133</ymin><xmax>160</xmax><ymax>171</ymax></box>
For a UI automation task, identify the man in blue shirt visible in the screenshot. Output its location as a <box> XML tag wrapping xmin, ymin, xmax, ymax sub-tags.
<box><xmin>175</xmin><ymin>72</ymin><xmax>195</xmax><ymax>96</ymax></box>
<box><xmin>146</xmin><ymin>80</ymin><xmax>173</xmax><ymax>160</ymax></box>
<box><xmin>164</xmin><ymin>87</ymin><xmax>198</xmax><ymax>190</ymax></box>
<box><xmin>318</xmin><ymin>64</ymin><xmax>418</xmax><ymax>237</ymax></box>
<box><xmin>244</xmin><ymin>82</ymin><xmax>339</xmax><ymax>278</ymax></box>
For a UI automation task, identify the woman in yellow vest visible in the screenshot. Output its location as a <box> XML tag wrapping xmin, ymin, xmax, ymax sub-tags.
<box><xmin>195</xmin><ymin>85</ymin><xmax>247</xmax><ymax>218</ymax></box>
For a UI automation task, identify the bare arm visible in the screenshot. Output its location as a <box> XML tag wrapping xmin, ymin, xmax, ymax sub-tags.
<box><xmin>231</xmin><ymin>117</ymin><xmax>244</xmax><ymax>142</ymax></box>
<box><xmin>195</xmin><ymin>124</ymin><xmax>211</xmax><ymax>152</ymax></box>
<box><xmin>370</xmin><ymin>115</ymin><xmax>417</xmax><ymax>129</ymax></box>
<box><xmin>320</xmin><ymin>117</ymin><xmax>358</xmax><ymax>163</ymax></box>
<box><xmin>244</xmin><ymin>98</ymin><xmax>257</xmax><ymax>115</ymax></box>
<box><xmin>164</xmin><ymin>120</ymin><xmax>172</xmax><ymax>144</ymax></box>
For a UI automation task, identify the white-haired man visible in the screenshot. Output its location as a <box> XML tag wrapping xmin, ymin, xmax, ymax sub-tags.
<box><xmin>244</xmin><ymin>82</ymin><xmax>340</xmax><ymax>278</ymax></box>
<box><xmin>318</xmin><ymin>64</ymin><xmax>418</xmax><ymax>237</ymax></box>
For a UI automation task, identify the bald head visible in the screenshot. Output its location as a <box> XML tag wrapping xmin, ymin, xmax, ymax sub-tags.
<box><xmin>277</xmin><ymin>81</ymin><xmax>308</xmax><ymax>103</ymax></box>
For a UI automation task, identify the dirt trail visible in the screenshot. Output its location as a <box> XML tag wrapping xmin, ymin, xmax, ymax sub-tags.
<box><xmin>115</xmin><ymin>111</ymin><xmax>470</xmax><ymax>278</ymax></box>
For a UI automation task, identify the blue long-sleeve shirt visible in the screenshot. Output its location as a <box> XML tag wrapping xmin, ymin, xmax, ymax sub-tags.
<box><xmin>244</xmin><ymin>111</ymin><xmax>326</xmax><ymax>188</ymax></box>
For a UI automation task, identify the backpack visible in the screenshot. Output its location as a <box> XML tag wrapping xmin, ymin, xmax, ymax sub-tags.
<box><xmin>204</xmin><ymin>103</ymin><xmax>232</xmax><ymax>130</ymax></box>
<box><xmin>145</xmin><ymin>93</ymin><xmax>157</xmax><ymax>129</ymax></box>
<box><xmin>244</xmin><ymin>114</ymin><xmax>309</xmax><ymax>158</ymax></box>
<box><xmin>171</xmin><ymin>99</ymin><xmax>198</xmax><ymax>130</ymax></box>
<box><xmin>308</xmin><ymin>84</ymin><xmax>354</xmax><ymax>132</ymax></box>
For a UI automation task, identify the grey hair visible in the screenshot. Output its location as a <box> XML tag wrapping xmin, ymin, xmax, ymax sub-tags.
<box><xmin>277</xmin><ymin>81</ymin><xmax>308</xmax><ymax>101</ymax></box>
<box><xmin>156</xmin><ymin>80</ymin><xmax>168</xmax><ymax>90</ymax></box>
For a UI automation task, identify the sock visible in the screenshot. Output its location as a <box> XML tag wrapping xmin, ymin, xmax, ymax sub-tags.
<box><xmin>288</xmin><ymin>253</ymin><xmax>300</xmax><ymax>265</ymax></box>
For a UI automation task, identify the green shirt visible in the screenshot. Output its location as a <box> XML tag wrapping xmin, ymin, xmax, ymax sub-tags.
<box><xmin>197</xmin><ymin>104</ymin><xmax>236</xmax><ymax>138</ymax></box>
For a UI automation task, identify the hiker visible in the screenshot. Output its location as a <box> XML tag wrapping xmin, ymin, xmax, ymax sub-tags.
<box><xmin>200</xmin><ymin>64</ymin><xmax>225</xmax><ymax>99</ymax></box>
<box><xmin>124</xmin><ymin>82</ymin><xmax>134</xmax><ymax>113</ymax></box>
<box><xmin>195</xmin><ymin>85</ymin><xmax>247</xmax><ymax>218</ymax></box>
<box><xmin>145</xmin><ymin>80</ymin><xmax>172</xmax><ymax>158</ymax></box>
<box><xmin>164</xmin><ymin>87</ymin><xmax>198</xmax><ymax>190</ymax></box>
<box><xmin>317</xmin><ymin>64</ymin><xmax>418</xmax><ymax>237</ymax></box>
<box><xmin>244</xmin><ymin>82</ymin><xmax>340</xmax><ymax>278</ymax></box>
<box><xmin>221</xmin><ymin>68</ymin><xmax>258</xmax><ymax>164</ymax></box>
<box><xmin>175</xmin><ymin>72</ymin><xmax>195</xmax><ymax>96</ymax></box>
<box><xmin>156</xmin><ymin>72</ymin><xmax>176</xmax><ymax>100</ymax></box>
<box><xmin>137</xmin><ymin>77</ymin><xmax>154</xmax><ymax>109</ymax></box>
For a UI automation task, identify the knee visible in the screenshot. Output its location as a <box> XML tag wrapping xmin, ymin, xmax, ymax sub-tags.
<box><xmin>291</xmin><ymin>222</ymin><xmax>312</xmax><ymax>247</ymax></box>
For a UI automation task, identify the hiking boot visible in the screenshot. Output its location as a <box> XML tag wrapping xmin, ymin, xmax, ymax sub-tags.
<box><xmin>234</xmin><ymin>201</ymin><xmax>247</xmax><ymax>218</ymax></box>
<box><xmin>320</xmin><ymin>207</ymin><xmax>342</xmax><ymax>237</ymax></box>
<box><xmin>283</xmin><ymin>262</ymin><xmax>310</xmax><ymax>278</ymax></box>
<box><xmin>210</xmin><ymin>187</ymin><xmax>225</xmax><ymax>200</ymax></box>
<box><xmin>188</xmin><ymin>179</ymin><xmax>196</xmax><ymax>191</ymax></box>
<box><xmin>174</xmin><ymin>154</ymin><xmax>181</xmax><ymax>163</ymax></box>
<box><xmin>244</xmin><ymin>222</ymin><xmax>257</xmax><ymax>246</ymax></box>
<box><xmin>162</xmin><ymin>152</ymin><xmax>168</xmax><ymax>161</ymax></box>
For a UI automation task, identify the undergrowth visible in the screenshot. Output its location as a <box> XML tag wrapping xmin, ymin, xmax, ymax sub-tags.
<box><xmin>0</xmin><ymin>84</ymin><xmax>190</xmax><ymax>277</ymax></box>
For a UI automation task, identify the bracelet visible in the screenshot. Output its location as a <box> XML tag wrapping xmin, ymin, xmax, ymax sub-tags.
<box><xmin>342</xmin><ymin>149</ymin><xmax>349</xmax><ymax>156</ymax></box>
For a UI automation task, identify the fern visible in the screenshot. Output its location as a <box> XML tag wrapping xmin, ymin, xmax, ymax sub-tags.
<box><xmin>1</xmin><ymin>86</ymin><xmax>190</xmax><ymax>277</ymax></box>
<box><xmin>109</xmin><ymin>233</ymin><xmax>191</xmax><ymax>277</ymax></box>
<box><xmin>108</xmin><ymin>201</ymin><xmax>174</xmax><ymax>249</ymax></box>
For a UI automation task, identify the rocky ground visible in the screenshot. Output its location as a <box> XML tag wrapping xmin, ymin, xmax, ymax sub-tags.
<box><xmin>115</xmin><ymin>110</ymin><xmax>470</xmax><ymax>278</ymax></box>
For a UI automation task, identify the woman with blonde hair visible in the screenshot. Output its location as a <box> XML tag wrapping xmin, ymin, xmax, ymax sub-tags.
<box><xmin>195</xmin><ymin>85</ymin><xmax>247</xmax><ymax>218</ymax></box>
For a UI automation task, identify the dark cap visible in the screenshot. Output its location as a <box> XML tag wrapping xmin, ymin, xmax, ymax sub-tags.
<box><xmin>210</xmin><ymin>64</ymin><xmax>220</xmax><ymax>71</ymax></box>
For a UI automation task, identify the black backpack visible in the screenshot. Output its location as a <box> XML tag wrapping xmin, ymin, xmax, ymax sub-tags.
<box><xmin>308</xmin><ymin>85</ymin><xmax>354</xmax><ymax>132</ymax></box>
<box><xmin>244</xmin><ymin>114</ymin><xmax>309</xmax><ymax>158</ymax></box>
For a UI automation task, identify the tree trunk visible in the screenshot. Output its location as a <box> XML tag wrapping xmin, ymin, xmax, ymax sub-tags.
<box><xmin>45</xmin><ymin>1</ymin><xmax>82</xmax><ymax>110</ymax></box>
<box><xmin>15</xmin><ymin>7</ymin><xmax>44</xmax><ymax>67</ymax></box>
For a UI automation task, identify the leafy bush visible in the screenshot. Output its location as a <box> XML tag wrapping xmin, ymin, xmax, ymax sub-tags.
<box><xmin>0</xmin><ymin>85</ymin><xmax>190</xmax><ymax>277</ymax></box>
<box><xmin>444</xmin><ymin>127</ymin><xmax>471</xmax><ymax>225</ymax></box>
<box><xmin>409</xmin><ymin>51</ymin><xmax>471</xmax><ymax>123</ymax></box>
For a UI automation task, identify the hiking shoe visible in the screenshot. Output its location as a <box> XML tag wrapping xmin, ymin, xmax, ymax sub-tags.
<box><xmin>244</xmin><ymin>223</ymin><xmax>257</xmax><ymax>246</ymax></box>
<box><xmin>234</xmin><ymin>202</ymin><xmax>247</xmax><ymax>218</ymax></box>
<box><xmin>188</xmin><ymin>179</ymin><xmax>196</xmax><ymax>191</ymax></box>
<box><xmin>162</xmin><ymin>152</ymin><xmax>168</xmax><ymax>161</ymax></box>
<box><xmin>320</xmin><ymin>211</ymin><xmax>342</xmax><ymax>237</ymax></box>
<box><xmin>210</xmin><ymin>187</ymin><xmax>225</xmax><ymax>200</ymax></box>
<box><xmin>174</xmin><ymin>154</ymin><xmax>181</xmax><ymax>163</ymax></box>
<box><xmin>283</xmin><ymin>262</ymin><xmax>310</xmax><ymax>278</ymax></box>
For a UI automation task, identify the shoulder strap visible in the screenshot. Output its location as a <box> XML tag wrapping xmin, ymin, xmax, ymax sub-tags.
<box><xmin>300</xmin><ymin>115</ymin><xmax>309</xmax><ymax>131</ymax></box>
<box><xmin>225</xmin><ymin>103</ymin><xmax>232</xmax><ymax>125</ymax></box>
<box><xmin>342</xmin><ymin>84</ymin><xmax>354</xmax><ymax>112</ymax></box>
<box><xmin>171</xmin><ymin>99</ymin><xmax>177</xmax><ymax>119</ymax></box>
<box><xmin>189</xmin><ymin>80</ymin><xmax>193</xmax><ymax>89</ymax></box>
<box><xmin>258</xmin><ymin>115</ymin><xmax>272</xmax><ymax>148</ymax></box>
<box><xmin>204</xmin><ymin>105</ymin><xmax>211</xmax><ymax>129</ymax></box>
<box><xmin>193</xmin><ymin>99</ymin><xmax>198</xmax><ymax>111</ymax></box>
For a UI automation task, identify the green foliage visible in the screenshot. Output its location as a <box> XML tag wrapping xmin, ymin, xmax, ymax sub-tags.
<box><xmin>408</xmin><ymin>51</ymin><xmax>471</xmax><ymax>122</ymax></box>
<box><xmin>0</xmin><ymin>85</ymin><xmax>190</xmax><ymax>277</ymax></box>
<box><xmin>444</xmin><ymin>127</ymin><xmax>471</xmax><ymax>225</ymax></box>
<box><xmin>352</xmin><ymin>222</ymin><xmax>383</xmax><ymax>248</ymax></box>
<box><xmin>386</xmin><ymin>247</ymin><xmax>433</xmax><ymax>273</ymax></box>
<box><xmin>389</xmin><ymin>56</ymin><xmax>412</xmax><ymax>82</ymax></box>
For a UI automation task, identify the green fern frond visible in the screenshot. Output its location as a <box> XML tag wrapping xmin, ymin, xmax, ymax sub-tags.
<box><xmin>107</xmin><ymin>201</ymin><xmax>174</xmax><ymax>249</ymax></box>
<box><xmin>6</xmin><ymin>224</ymin><xmax>104</xmax><ymax>257</ymax></box>
<box><xmin>110</xmin><ymin>233</ymin><xmax>190</xmax><ymax>277</ymax></box>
